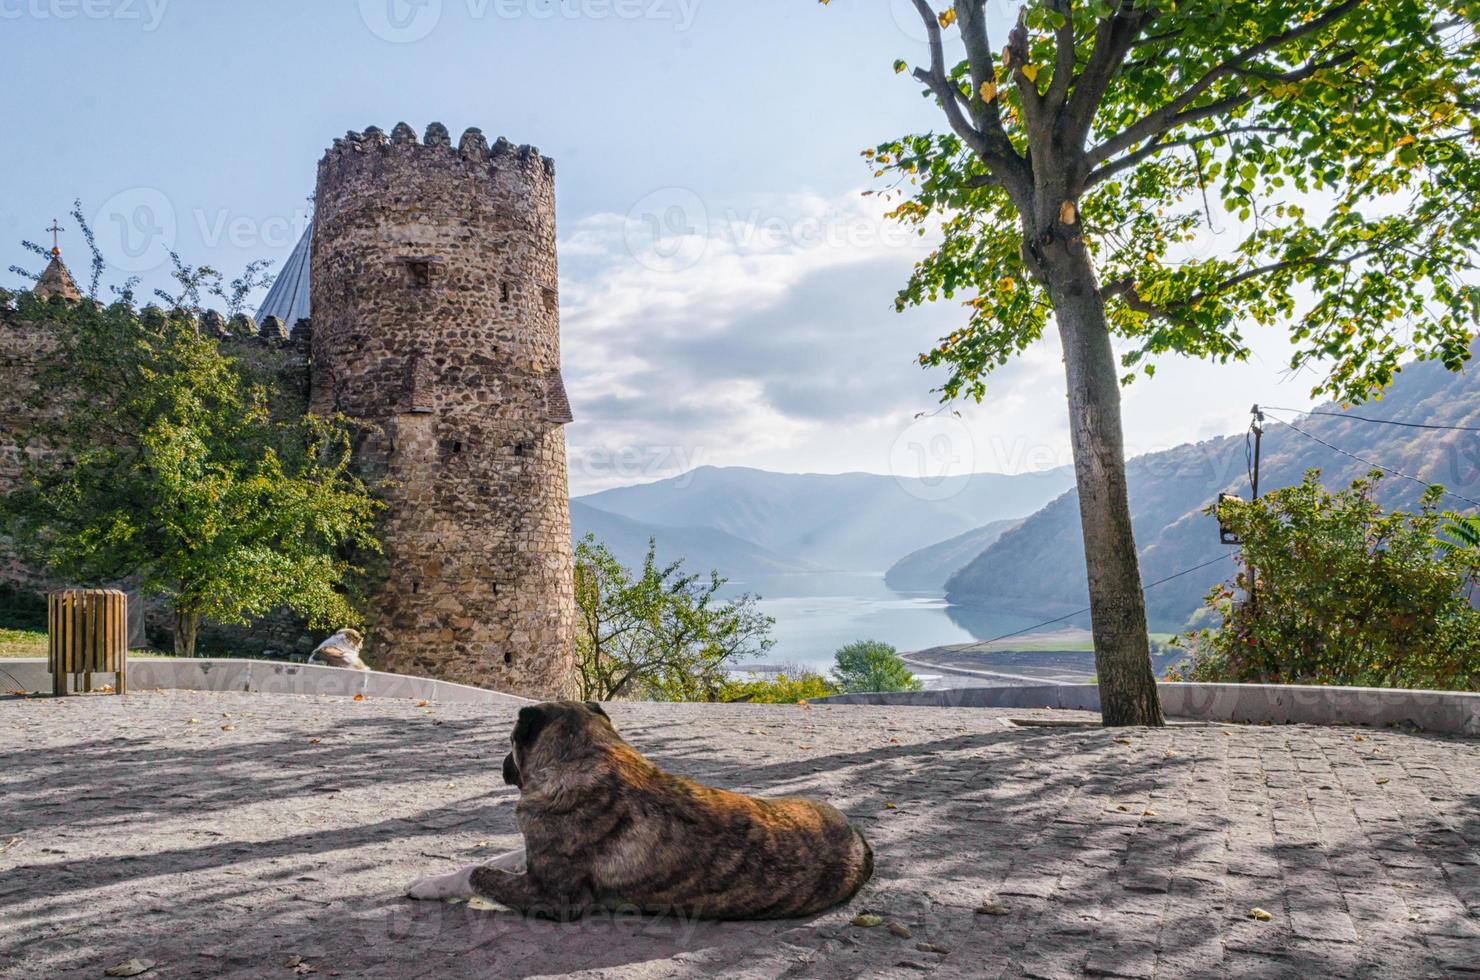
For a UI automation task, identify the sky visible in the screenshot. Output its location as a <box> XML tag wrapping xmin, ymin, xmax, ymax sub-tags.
<box><xmin>0</xmin><ymin>0</ymin><xmax>1324</xmax><ymax>495</ymax></box>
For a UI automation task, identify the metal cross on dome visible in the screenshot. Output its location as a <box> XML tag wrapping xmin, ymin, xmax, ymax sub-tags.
<box><xmin>46</xmin><ymin>219</ymin><xmax>65</xmax><ymax>256</ymax></box>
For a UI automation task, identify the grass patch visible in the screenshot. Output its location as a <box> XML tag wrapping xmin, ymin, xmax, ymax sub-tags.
<box><xmin>0</xmin><ymin>628</ymin><xmax>45</xmax><ymax>658</ymax></box>
<box><xmin>0</xmin><ymin>628</ymin><xmax>174</xmax><ymax>660</ymax></box>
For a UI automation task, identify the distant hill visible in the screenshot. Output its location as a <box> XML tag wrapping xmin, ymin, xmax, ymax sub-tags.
<box><xmin>945</xmin><ymin>354</ymin><xmax>1480</xmax><ymax>630</ymax></box>
<box><xmin>884</xmin><ymin>519</ymin><xmax>1022</xmax><ymax>592</ymax></box>
<box><xmin>569</xmin><ymin>501</ymin><xmax>820</xmax><ymax>579</ymax></box>
<box><xmin>575</xmin><ymin>465</ymin><xmax>1074</xmax><ymax>573</ymax></box>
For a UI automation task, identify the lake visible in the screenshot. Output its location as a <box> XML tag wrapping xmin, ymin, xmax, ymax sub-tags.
<box><xmin>720</xmin><ymin>572</ymin><xmax>1054</xmax><ymax>677</ymax></box>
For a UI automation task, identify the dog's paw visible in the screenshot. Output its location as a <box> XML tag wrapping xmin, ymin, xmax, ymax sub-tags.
<box><xmin>406</xmin><ymin>874</ymin><xmax>448</xmax><ymax>901</ymax></box>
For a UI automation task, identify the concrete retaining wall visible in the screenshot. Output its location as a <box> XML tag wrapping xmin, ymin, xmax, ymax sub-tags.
<box><xmin>0</xmin><ymin>658</ymin><xmax>527</xmax><ymax>705</ymax></box>
<box><xmin>814</xmin><ymin>682</ymin><xmax>1480</xmax><ymax>736</ymax></box>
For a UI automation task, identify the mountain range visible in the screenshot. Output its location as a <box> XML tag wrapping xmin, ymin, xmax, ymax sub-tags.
<box><xmin>570</xmin><ymin>353</ymin><xmax>1477</xmax><ymax>631</ymax></box>
<box><xmin>572</xmin><ymin>465</ymin><xmax>1073</xmax><ymax>578</ymax></box>
<box><xmin>945</xmin><ymin>354</ymin><xmax>1480</xmax><ymax>629</ymax></box>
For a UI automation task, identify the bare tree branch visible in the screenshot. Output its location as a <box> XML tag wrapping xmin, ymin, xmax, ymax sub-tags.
<box><xmin>1061</xmin><ymin>7</ymin><xmax>1154</xmax><ymax>150</ymax></box>
<box><xmin>1046</xmin><ymin>0</ymin><xmax>1078</xmax><ymax>112</ymax></box>
<box><xmin>911</xmin><ymin>0</ymin><xmax>1033</xmax><ymax>202</ymax></box>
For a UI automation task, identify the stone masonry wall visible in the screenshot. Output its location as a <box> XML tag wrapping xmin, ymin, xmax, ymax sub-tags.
<box><xmin>310</xmin><ymin>122</ymin><xmax>576</xmax><ymax>699</ymax></box>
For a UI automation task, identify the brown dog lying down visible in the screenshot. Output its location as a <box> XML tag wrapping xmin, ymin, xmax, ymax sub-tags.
<box><xmin>406</xmin><ymin>701</ymin><xmax>873</xmax><ymax>920</ymax></box>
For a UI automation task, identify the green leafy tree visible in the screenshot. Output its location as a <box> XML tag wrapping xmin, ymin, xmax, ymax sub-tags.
<box><xmin>832</xmin><ymin>639</ymin><xmax>924</xmax><ymax>693</ymax></box>
<box><xmin>1</xmin><ymin>294</ymin><xmax>381</xmax><ymax>657</ymax></box>
<box><xmin>1436</xmin><ymin>512</ymin><xmax>1480</xmax><ymax>560</ymax></box>
<box><xmin>1174</xmin><ymin>471</ymin><xmax>1480</xmax><ymax>690</ymax></box>
<box><xmin>831</xmin><ymin>0</ymin><xmax>1480</xmax><ymax>725</ymax></box>
<box><xmin>572</xmin><ymin>535</ymin><xmax>775</xmax><ymax>701</ymax></box>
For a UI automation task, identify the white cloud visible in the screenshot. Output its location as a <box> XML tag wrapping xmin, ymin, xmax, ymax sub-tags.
<box><xmin>558</xmin><ymin>188</ymin><xmax>1321</xmax><ymax>496</ymax></box>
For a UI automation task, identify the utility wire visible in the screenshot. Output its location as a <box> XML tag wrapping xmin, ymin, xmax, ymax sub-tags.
<box><xmin>972</xmin><ymin>552</ymin><xmax>1233</xmax><ymax>648</ymax></box>
<box><xmin>1260</xmin><ymin>406</ymin><xmax>1480</xmax><ymax>433</ymax></box>
<box><xmin>1261</xmin><ymin>408</ymin><xmax>1480</xmax><ymax>510</ymax></box>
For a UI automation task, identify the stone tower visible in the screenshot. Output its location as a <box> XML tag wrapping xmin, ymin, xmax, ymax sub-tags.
<box><xmin>310</xmin><ymin>121</ymin><xmax>576</xmax><ymax>698</ymax></box>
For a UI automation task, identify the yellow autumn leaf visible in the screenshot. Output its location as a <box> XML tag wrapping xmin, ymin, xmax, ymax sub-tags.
<box><xmin>1020</xmin><ymin>64</ymin><xmax>1040</xmax><ymax>83</ymax></box>
<box><xmin>938</xmin><ymin>8</ymin><xmax>956</xmax><ymax>28</ymax></box>
<box><xmin>979</xmin><ymin>80</ymin><xmax>997</xmax><ymax>103</ymax></box>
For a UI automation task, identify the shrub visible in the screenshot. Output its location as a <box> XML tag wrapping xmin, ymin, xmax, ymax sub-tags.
<box><xmin>722</xmin><ymin>670</ymin><xmax>838</xmax><ymax>704</ymax></box>
<box><xmin>832</xmin><ymin>639</ymin><xmax>923</xmax><ymax>694</ymax></box>
<box><xmin>1172</xmin><ymin>470</ymin><xmax>1480</xmax><ymax>691</ymax></box>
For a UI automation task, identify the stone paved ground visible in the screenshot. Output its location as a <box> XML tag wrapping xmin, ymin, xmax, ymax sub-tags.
<box><xmin>1</xmin><ymin>692</ymin><xmax>1477</xmax><ymax>979</ymax></box>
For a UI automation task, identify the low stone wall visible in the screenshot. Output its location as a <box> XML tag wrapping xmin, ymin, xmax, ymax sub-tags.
<box><xmin>813</xmin><ymin>681</ymin><xmax>1480</xmax><ymax>736</ymax></box>
<box><xmin>0</xmin><ymin>658</ymin><xmax>527</xmax><ymax>705</ymax></box>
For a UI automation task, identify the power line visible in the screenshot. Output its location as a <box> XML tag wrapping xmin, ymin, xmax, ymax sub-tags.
<box><xmin>1261</xmin><ymin>408</ymin><xmax>1480</xmax><ymax>510</ymax></box>
<box><xmin>973</xmin><ymin>552</ymin><xmax>1233</xmax><ymax>648</ymax></box>
<box><xmin>1260</xmin><ymin>405</ymin><xmax>1480</xmax><ymax>433</ymax></box>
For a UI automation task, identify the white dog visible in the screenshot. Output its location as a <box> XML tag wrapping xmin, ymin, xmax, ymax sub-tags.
<box><xmin>307</xmin><ymin>628</ymin><xmax>369</xmax><ymax>671</ymax></box>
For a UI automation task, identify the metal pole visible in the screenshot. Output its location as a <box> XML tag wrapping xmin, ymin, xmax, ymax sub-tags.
<box><xmin>1249</xmin><ymin>405</ymin><xmax>1264</xmax><ymax>616</ymax></box>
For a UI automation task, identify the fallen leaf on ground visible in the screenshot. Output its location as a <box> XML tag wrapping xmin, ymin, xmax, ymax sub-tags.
<box><xmin>884</xmin><ymin>802</ymin><xmax>897</xmax><ymax>810</ymax></box>
<box><xmin>285</xmin><ymin>956</ymin><xmax>304</xmax><ymax>968</ymax></box>
<box><xmin>888</xmin><ymin>922</ymin><xmax>912</xmax><ymax>938</ymax></box>
<box><xmin>307</xmin><ymin>738</ymin><xmax>321</xmax><ymax>744</ymax></box>
<box><xmin>851</xmin><ymin>914</ymin><xmax>883</xmax><ymax>928</ymax></box>
<box><xmin>1247</xmin><ymin>907</ymin><xmax>1273</xmax><ymax>921</ymax></box>
<box><xmin>467</xmin><ymin>896</ymin><xmax>499</xmax><ymax>911</ymax></box>
<box><xmin>417</xmin><ymin>700</ymin><xmax>430</xmax><ymax>708</ymax></box>
<box><xmin>9</xmin><ymin>690</ymin><xmax>26</xmax><ymax>697</ymax></box>
<box><xmin>0</xmin><ymin>837</ymin><xmax>22</xmax><ymax>853</ymax></box>
<box><xmin>916</xmin><ymin>943</ymin><xmax>950</xmax><ymax>955</ymax></box>
<box><xmin>1143</xmin><ymin>809</ymin><xmax>1158</xmax><ymax>817</ymax></box>
<box><xmin>1114</xmin><ymin>738</ymin><xmax>1133</xmax><ymax>745</ymax></box>
<box><xmin>221</xmin><ymin>725</ymin><xmax>236</xmax><ymax>732</ymax></box>
<box><xmin>187</xmin><ymin>718</ymin><xmax>200</xmax><ymax>725</ymax></box>
<box><xmin>1375</xmin><ymin>778</ymin><xmax>1389</xmax><ymax>785</ymax></box>
<box><xmin>353</xmin><ymin>694</ymin><xmax>365</xmax><ymax>702</ymax></box>
<box><xmin>105</xmin><ymin>959</ymin><xmax>155</xmax><ymax>977</ymax></box>
<box><xmin>976</xmin><ymin>902</ymin><xmax>1011</xmax><ymax>916</ymax></box>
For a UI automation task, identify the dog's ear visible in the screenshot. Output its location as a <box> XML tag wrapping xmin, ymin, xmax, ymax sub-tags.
<box><xmin>585</xmin><ymin>701</ymin><xmax>608</xmax><ymax>719</ymax></box>
<box><xmin>502</xmin><ymin>751</ymin><xmax>522</xmax><ymax>787</ymax></box>
<box><xmin>512</xmin><ymin>704</ymin><xmax>550</xmax><ymax>751</ymax></box>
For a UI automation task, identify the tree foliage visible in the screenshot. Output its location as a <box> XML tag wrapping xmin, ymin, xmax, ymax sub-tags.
<box><xmin>831</xmin><ymin>639</ymin><xmax>924</xmax><ymax>693</ymax></box>
<box><xmin>722</xmin><ymin>669</ymin><xmax>839</xmax><ymax>703</ymax></box>
<box><xmin>1</xmin><ymin>293</ymin><xmax>381</xmax><ymax>656</ymax></box>
<box><xmin>848</xmin><ymin>0</ymin><xmax>1479</xmax><ymax>403</ymax></box>
<box><xmin>1173</xmin><ymin>471</ymin><xmax>1480</xmax><ymax>690</ymax></box>
<box><xmin>572</xmin><ymin>535</ymin><xmax>775</xmax><ymax>701</ymax></box>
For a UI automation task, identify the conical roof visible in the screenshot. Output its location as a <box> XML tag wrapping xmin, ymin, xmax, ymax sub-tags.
<box><xmin>33</xmin><ymin>253</ymin><xmax>81</xmax><ymax>301</ymax></box>
<box><xmin>255</xmin><ymin>223</ymin><xmax>312</xmax><ymax>326</ymax></box>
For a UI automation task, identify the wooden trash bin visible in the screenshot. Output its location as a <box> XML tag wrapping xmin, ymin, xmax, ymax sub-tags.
<box><xmin>47</xmin><ymin>589</ymin><xmax>128</xmax><ymax>696</ymax></box>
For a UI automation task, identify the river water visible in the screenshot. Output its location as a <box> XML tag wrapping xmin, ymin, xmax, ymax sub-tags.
<box><xmin>721</xmin><ymin>572</ymin><xmax>1051</xmax><ymax>678</ymax></box>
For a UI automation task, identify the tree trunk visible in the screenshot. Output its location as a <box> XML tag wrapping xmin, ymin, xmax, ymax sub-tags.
<box><xmin>173</xmin><ymin>608</ymin><xmax>200</xmax><ymax>659</ymax></box>
<box><xmin>1042</xmin><ymin>243</ymin><xmax>1166</xmax><ymax>727</ymax></box>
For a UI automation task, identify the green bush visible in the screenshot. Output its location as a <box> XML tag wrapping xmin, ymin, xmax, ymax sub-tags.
<box><xmin>722</xmin><ymin>670</ymin><xmax>838</xmax><ymax>703</ymax></box>
<box><xmin>832</xmin><ymin>639</ymin><xmax>923</xmax><ymax>694</ymax></box>
<box><xmin>1172</xmin><ymin>470</ymin><xmax>1480</xmax><ymax>691</ymax></box>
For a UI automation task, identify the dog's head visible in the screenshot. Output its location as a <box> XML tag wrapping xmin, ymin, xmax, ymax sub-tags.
<box><xmin>502</xmin><ymin>700</ymin><xmax>615</xmax><ymax>789</ymax></box>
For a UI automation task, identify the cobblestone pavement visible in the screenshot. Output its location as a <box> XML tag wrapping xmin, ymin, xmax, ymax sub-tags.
<box><xmin>1</xmin><ymin>691</ymin><xmax>1477</xmax><ymax>978</ymax></box>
